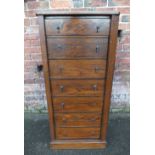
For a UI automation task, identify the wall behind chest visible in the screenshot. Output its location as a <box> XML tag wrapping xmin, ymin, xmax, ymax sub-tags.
<box><xmin>24</xmin><ymin>0</ymin><xmax>130</xmax><ymax>113</ymax></box>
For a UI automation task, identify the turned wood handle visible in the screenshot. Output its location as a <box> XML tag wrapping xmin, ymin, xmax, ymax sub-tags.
<box><xmin>96</xmin><ymin>45</ymin><xmax>99</xmax><ymax>53</ymax></box>
<box><xmin>93</xmin><ymin>84</ymin><xmax>97</xmax><ymax>91</ymax></box>
<box><xmin>96</xmin><ymin>26</ymin><xmax>100</xmax><ymax>33</ymax></box>
<box><xmin>60</xmin><ymin>85</ymin><xmax>64</xmax><ymax>92</ymax></box>
<box><xmin>61</xmin><ymin>102</ymin><xmax>65</xmax><ymax>109</ymax></box>
<box><xmin>56</xmin><ymin>26</ymin><xmax>60</xmax><ymax>33</ymax></box>
<box><xmin>95</xmin><ymin>66</ymin><xmax>99</xmax><ymax>72</ymax></box>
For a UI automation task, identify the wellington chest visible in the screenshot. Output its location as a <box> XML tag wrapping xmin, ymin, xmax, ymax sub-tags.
<box><xmin>37</xmin><ymin>11</ymin><xmax>119</xmax><ymax>149</ymax></box>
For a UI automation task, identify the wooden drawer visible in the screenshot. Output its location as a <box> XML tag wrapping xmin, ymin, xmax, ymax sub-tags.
<box><xmin>45</xmin><ymin>17</ymin><xmax>110</xmax><ymax>36</ymax></box>
<box><xmin>47</xmin><ymin>37</ymin><xmax>108</xmax><ymax>59</ymax></box>
<box><xmin>49</xmin><ymin>60</ymin><xmax>106</xmax><ymax>79</ymax></box>
<box><xmin>56</xmin><ymin>128</ymin><xmax>100</xmax><ymax>140</ymax></box>
<box><xmin>51</xmin><ymin>80</ymin><xmax>104</xmax><ymax>97</ymax></box>
<box><xmin>53</xmin><ymin>97</ymin><xmax>103</xmax><ymax>112</ymax></box>
<box><xmin>55</xmin><ymin>113</ymin><xmax>101</xmax><ymax>127</ymax></box>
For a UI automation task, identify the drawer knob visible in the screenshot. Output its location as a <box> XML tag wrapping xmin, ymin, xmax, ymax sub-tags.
<box><xmin>96</xmin><ymin>45</ymin><xmax>99</xmax><ymax>53</ymax></box>
<box><xmin>96</xmin><ymin>26</ymin><xmax>100</xmax><ymax>33</ymax></box>
<box><xmin>95</xmin><ymin>66</ymin><xmax>99</xmax><ymax>72</ymax></box>
<box><xmin>56</xmin><ymin>26</ymin><xmax>60</xmax><ymax>33</ymax></box>
<box><xmin>61</xmin><ymin>102</ymin><xmax>65</xmax><ymax>109</ymax></box>
<box><xmin>93</xmin><ymin>85</ymin><xmax>97</xmax><ymax>91</ymax></box>
<box><xmin>60</xmin><ymin>85</ymin><xmax>64</xmax><ymax>92</ymax></box>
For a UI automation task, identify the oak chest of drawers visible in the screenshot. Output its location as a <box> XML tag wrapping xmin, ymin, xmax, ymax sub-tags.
<box><xmin>37</xmin><ymin>11</ymin><xmax>119</xmax><ymax>149</ymax></box>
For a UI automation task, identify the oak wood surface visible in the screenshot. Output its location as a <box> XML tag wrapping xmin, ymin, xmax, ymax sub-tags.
<box><xmin>49</xmin><ymin>60</ymin><xmax>106</xmax><ymax>79</ymax></box>
<box><xmin>45</xmin><ymin>17</ymin><xmax>110</xmax><ymax>36</ymax></box>
<box><xmin>51</xmin><ymin>80</ymin><xmax>105</xmax><ymax>97</ymax></box>
<box><xmin>38</xmin><ymin>16</ymin><xmax>55</xmax><ymax>140</ymax></box>
<box><xmin>56</xmin><ymin>127</ymin><xmax>100</xmax><ymax>140</ymax></box>
<box><xmin>53</xmin><ymin>97</ymin><xmax>103</xmax><ymax>113</ymax></box>
<box><xmin>47</xmin><ymin>37</ymin><xmax>108</xmax><ymax>59</ymax></box>
<box><xmin>55</xmin><ymin>113</ymin><xmax>101</xmax><ymax>127</ymax></box>
<box><xmin>101</xmin><ymin>15</ymin><xmax>119</xmax><ymax>140</ymax></box>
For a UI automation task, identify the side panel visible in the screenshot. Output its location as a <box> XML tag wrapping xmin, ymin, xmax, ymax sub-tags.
<box><xmin>38</xmin><ymin>15</ymin><xmax>55</xmax><ymax>140</ymax></box>
<box><xmin>101</xmin><ymin>15</ymin><xmax>119</xmax><ymax>140</ymax></box>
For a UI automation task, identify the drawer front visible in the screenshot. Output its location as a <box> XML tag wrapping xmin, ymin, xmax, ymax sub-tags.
<box><xmin>56</xmin><ymin>128</ymin><xmax>100</xmax><ymax>140</ymax></box>
<box><xmin>49</xmin><ymin>60</ymin><xmax>106</xmax><ymax>79</ymax></box>
<box><xmin>45</xmin><ymin>17</ymin><xmax>110</xmax><ymax>36</ymax></box>
<box><xmin>47</xmin><ymin>37</ymin><xmax>108</xmax><ymax>59</ymax></box>
<box><xmin>51</xmin><ymin>80</ymin><xmax>104</xmax><ymax>97</ymax></box>
<box><xmin>53</xmin><ymin>97</ymin><xmax>103</xmax><ymax>112</ymax></box>
<box><xmin>55</xmin><ymin>113</ymin><xmax>101</xmax><ymax>127</ymax></box>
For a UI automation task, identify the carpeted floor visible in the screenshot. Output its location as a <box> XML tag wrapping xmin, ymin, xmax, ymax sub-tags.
<box><xmin>24</xmin><ymin>112</ymin><xmax>130</xmax><ymax>155</ymax></box>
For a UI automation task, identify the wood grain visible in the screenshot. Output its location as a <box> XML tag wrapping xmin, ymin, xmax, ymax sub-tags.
<box><xmin>38</xmin><ymin>15</ymin><xmax>55</xmax><ymax>140</ymax></box>
<box><xmin>53</xmin><ymin>97</ymin><xmax>103</xmax><ymax>113</ymax></box>
<box><xmin>101</xmin><ymin>15</ymin><xmax>119</xmax><ymax>140</ymax></box>
<box><xmin>55</xmin><ymin>128</ymin><xmax>100</xmax><ymax>140</ymax></box>
<box><xmin>51</xmin><ymin>80</ymin><xmax>104</xmax><ymax>97</ymax></box>
<box><xmin>45</xmin><ymin>17</ymin><xmax>110</xmax><ymax>36</ymax></box>
<box><xmin>55</xmin><ymin>113</ymin><xmax>101</xmax><ymax>127</ymax></box>
<box><xmin>49</xmin><ymin>60</ymin><xmax>106</xmax><ymax>79</ymax></box>
<box><xmin>47</xmin><ymin>37</ymin><xmax>108</xmax><ymax>59</ymax></box>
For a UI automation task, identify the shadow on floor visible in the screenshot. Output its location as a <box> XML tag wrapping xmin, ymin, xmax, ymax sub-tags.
<box><xmin>24</xmin><ymin>113</ymin><xmax>130</xmax><ymax>155</ymax></box>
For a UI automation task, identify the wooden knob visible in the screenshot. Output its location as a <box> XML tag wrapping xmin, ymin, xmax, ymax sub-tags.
<box><xmin>96</xmin><ymin>45</ymin><xmax>99</xmax><ymax>53</ymax></box>
<box><xmin>61</xmin><ymin>102</ymin><xmax>65</xmax><ymax>109</ymax></box>
<box><xmin>56</xmin><ymin>26</ymin><xmax>60</xmax><ymax>33</ymax></box>
<box><xmin>95</xmin><ymin>66</ymin><xmax>99</xmax><ymax>72</ymax></box>
<box><xmin>96</xmin><ymin>26</ymin><xmax>100</xmax><ymax>33</ymax></box>
<box><xmin>93</xmin><ymin>85</ymin><xmax>97</xmax><ymax>91</ymax></box>
<box><xmin>60</xmin><ymin>85</ymin><xmax>64</xmax><ymax>92</ymax></box>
